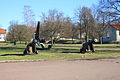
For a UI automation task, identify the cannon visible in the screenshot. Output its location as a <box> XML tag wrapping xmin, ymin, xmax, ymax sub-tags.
<box><xmin>23</xmin><ymin>21</ymin><xmax>52</xmax><ymax>55</ymax></box>
<box><xmin>80</xmin><ymin>39</ymin><xmax>97</xmax><ymax>53</ymax></box>
<box><xmin>33</xmin><ymin>21</ymin><xmax>52</xmax><ymax>50</ymax></box>
<box><xmin>23</xmin><ymin>40</ymin><xmax>38</xmax><ymax>55</ymax></box>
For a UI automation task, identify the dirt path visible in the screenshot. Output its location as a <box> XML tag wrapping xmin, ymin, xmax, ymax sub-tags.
<box><xmin>0</xmin><ymin>57</ymin><xmax>120</xmax><ymax>80</ymax></box>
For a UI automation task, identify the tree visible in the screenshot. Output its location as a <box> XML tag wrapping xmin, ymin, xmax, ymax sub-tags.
<box><xmin>40</xmin><ymin>9</ymin><xmax>65</xmax><ymax>45</ymax></box>
<box><xmin>95</xmin><ymin>10</ymin><xmax>110</xmax><ymax>43</ymax></box>
<box><xmin>74</xmin><ymin>7</ymin><xmax>83</xmax><ymax>39</ymax></box>
<box><xmin>6</xmin><ymin>23</ymin><xmax>35</xmax><ymax>43</ymax></box>
<box><xmin>22</xmin><ymin>5</ymin><xmax>36</xmax><ymax>43</ymax></box>
<box><xmin>74</xmin><ymin>7</ymin><xmax>97</xmax><ymax>42</ymax></box>
<box><xmin>60</xmin><ymin>17</ymin><xmax>73</xmax><ymax>39</ymax></box>
<box><xmin>23</xmin><ymin>5</ymin><xmax>36</xmax><ymax>27</ymax></box>
<box><xmin>96</xmin><ymin>0</ymin><xmax>119</xmax><ymax>43</ymax></box>
<box><xmin>6</xmin><ymin>20</ymin><xmax>18</xmax><ymax>42</ymax></box>
<box><xmin>98</xmin><ymin>0</ymin><xmax>120</xmax><ymax>23</ymax></box>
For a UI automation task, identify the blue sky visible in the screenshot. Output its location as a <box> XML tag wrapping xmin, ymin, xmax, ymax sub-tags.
<box><xmin>0</xmin><ymin>0</ymin><xmax>98</xmax><ymax>30</ymax></box>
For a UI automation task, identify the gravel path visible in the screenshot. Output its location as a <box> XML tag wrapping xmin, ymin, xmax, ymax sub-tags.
<box><xmin>0</xmin><ymin>57</ymin><xmax>120</xmax><ymax>80</ymax></box>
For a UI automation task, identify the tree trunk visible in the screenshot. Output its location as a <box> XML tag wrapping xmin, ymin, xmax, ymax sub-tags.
<box><xmin>51</xmin><ymin>37</ymin><xmax>53</xmax><ymax>46</ymax></box>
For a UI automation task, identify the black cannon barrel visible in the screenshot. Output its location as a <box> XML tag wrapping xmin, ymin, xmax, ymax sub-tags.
<box><xmin>35</xmin><ymin>21</ymin><xmax>40</xmax><ymax>35</ymax></box>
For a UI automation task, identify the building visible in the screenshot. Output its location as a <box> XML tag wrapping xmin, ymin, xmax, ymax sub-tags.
<box><xmin>102</xmin><ymin>23</ymin><xmax>120</xmax><ymax>43</ymax></box>
<box><xmin>0</xmin><ymin>28</ymin><xmax>6</xmax><ymax>41</ymax></box>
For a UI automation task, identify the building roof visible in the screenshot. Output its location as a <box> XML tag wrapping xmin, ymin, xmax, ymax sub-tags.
<box><xmin>0</xmin><ymin>29</ymin><xmax>6</xmax><ymax>34</ymax></box>
<box><xmin>110</xmin><ymin>23</ymin><xmax>120</xmax><ymax>29</ymax></box>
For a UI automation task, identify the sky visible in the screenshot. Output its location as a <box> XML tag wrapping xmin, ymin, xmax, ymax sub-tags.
<box><xmin>0</xmin><ymin>0</ymin><xmax>99</xmax><ymax>30</ymax></box>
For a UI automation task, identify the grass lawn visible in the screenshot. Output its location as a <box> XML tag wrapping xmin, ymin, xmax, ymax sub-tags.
<box><xmin>0</xmin><ymin>43</ymin><xmax>120</xmax><ymax>61</ymax></box>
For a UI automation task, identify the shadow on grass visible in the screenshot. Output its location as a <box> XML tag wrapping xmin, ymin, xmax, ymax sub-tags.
<box><xmin>96</xmin><ymin>50</ymin><xmax>120</xmax><ymax>53</ymax></box>
<box><xmin>59</xmin><ymin>48</ymin><xmax>80</xmax><ymax>53</ymax></box>
<box><xmin>0</xmin><ymin>46</ymin><xmax>25</xmax><ymax>56</ymax></box>
<box><xmin>0</xmin><ymin>47</ymin><xmax>24</xmax><ymax>50</ymax></box>
<box><xmin>62</xmin><ymin>51</ymin><xmax>80</xmax><ymax>53</ymax></box>
<box><xmin>0</xmin><ymin>54</ymin><xmax>25</xmax><ymax>56</ymax></box>
<box><xmin>36</xmin><ymin>48</ymin><xmax>51</xmax><ymax>50</ymax></box>
<box><xmin>54</xmin><ymin>45</ymin><xmax>81</xmax><ymax>48</ymax></box>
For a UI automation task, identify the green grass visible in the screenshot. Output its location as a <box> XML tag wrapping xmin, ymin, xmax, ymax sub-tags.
<box><xmin>0</xmin><ymin>43</ymin><xmax>120</xmax><ymax>61</ymax></box>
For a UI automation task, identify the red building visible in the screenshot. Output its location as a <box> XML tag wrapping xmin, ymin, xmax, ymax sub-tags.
<box><xmin>0</xmin><ymin>29</ymin><xmax>6</xmax><ymax>41</ymax></box>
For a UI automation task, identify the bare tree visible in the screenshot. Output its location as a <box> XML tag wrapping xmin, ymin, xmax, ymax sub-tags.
<box><xmin>6</xmin><ymin>20</ymin><xmax>18</xmax><ymax>43</ymax></box>
<box><xmin>74</xmin><ymin>7</ymin><xmax>83</xmax><ymax>39</ymax></box>
<box><xmin>40</xmin><ymin>9</ymin><xmax>64</xmax><ymax>45</ymax></box>
<box><xmin>7</xmin><ymin>26</ymin><xmax>17</xmax><ymax>43</ymax></box>
<box><xmin>95</xmin><ymin>10</ymin><xmax>110</xmax><ymax>43</ymax></box>
<box><xmin>74</xmin><ymin>7</ymin><xmax>97</xmax><ymax>42</ymax></box>
<box><xmin>96</xmin><ymin>0</ymin><xmax>119</xmax><ymax>43</ymax></box>
<box><xmin>98</xmin><ymin>0</ymin><xmax>120</xmax><ymax>23</ymax></box>
<box><xmin>23</xmin><ymin>5</ymin><xmax>36</xmax><ymax>27</ymax></box>
<box><xmin>61</xmin><ymin>17</ymin><xmax>73</xmax><ymax>38</ymax></box>
<box><xmin>6</xmin><ymin>22</ymin><xmax>35</xmax><ymax>44</ymax></box>
<box><xmin>81</xmin><ymin>7</ymin><xmax>96</xmax><ymax>42</ymax></box>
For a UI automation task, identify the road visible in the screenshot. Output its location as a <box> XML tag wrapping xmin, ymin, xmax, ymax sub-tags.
<box><xmin>0</xmin><ymin>57</ymin><xmax>120</xmax><ymax>80</ymax></box>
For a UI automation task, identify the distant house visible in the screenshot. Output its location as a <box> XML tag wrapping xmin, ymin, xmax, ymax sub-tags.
<box><xmin>102</xmin><ymin>23</ymin><xmax>120</xmax><ymax>43</ymax></box>
<box><xmin>0</xmin><ymin>28</ymin><xmax>6</xmax><ymax>41</ymax></box>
